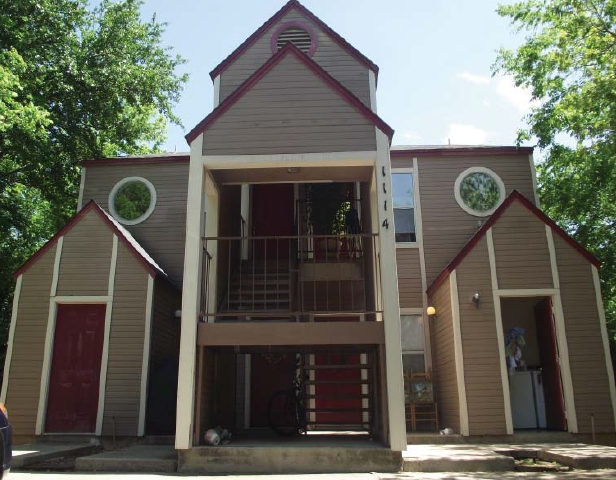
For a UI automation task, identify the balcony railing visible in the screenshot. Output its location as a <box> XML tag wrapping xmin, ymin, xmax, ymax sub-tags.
<box><xmin>200</xmin><ymin>234</ymin><xmax>381</xmax><ymax>322</ymax></box>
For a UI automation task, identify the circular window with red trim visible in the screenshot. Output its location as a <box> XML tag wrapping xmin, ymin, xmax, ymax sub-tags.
<box><xmin>270</xmin><ymin>21</ymin><xmax>318</xmax><ymax>56</ymax></box>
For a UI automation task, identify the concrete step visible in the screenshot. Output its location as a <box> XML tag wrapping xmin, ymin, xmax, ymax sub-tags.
<box><xmin>75</xmin><ymin>445</ymin><xmax>176</xmax><ymax>473</ymax></box>
<box><xmin>402</xmin><ymin>445</ymin><xmax>515</xmax><ymax>472</ymax></box>
<box><xmin>178</xmin><ymin>445</ymin><xmax>402</xmax><ymax>474</ymax></box>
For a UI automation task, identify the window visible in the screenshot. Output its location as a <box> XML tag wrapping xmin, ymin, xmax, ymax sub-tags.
<box><xmin>454</xmin><ymin>166</ymin><xmax>505</xmax><ymax>217</ymax></box>
<box><xmin>401</xmin><ymin>315</ymin><xmax>425</xmax><ymax>374</ymax></box>
<box><xmin>392</xmin><ymin>172</ymin><xmax>416</xmax><ymax>242</ymax></box>
<box><xmin>108</xmin><ymin>177</ymin><xmax>156</xmax><ymax>225</ymax></box>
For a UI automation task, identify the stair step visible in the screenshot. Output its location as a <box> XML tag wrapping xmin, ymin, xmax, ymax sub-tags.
<box><xmin>305</xmin><ymin>407</ymin><xmax>371</xmax><ymax>413</ymax></box>
<box><xmin>229</xmin><ymin>288</ymin><xmax>290</xmax><ymax>294</ymax></box>
<box><xmin>305</xmin><ymin>379</ymin><xmax>370</xmax><ymax>385</ymax></box>
<box><xmin>304</xmin><ymin>364</ymin><xmax>372</xmax><ymax>370</ymax></box>
<box><xmin>305</xmin><ymin>394</ymin><xmax>371</xmax><ymax>399</ymax></box>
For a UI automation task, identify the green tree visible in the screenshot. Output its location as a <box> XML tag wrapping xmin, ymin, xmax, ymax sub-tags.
<box><xmin>0</xmin><ymin>0</ymin><xmax>187</xmax><ymax>344</ymax></box>
<box><xmin>494</xmin><ymin>0</ymin><xmax>616</xmax><ymax>337</ymax></box>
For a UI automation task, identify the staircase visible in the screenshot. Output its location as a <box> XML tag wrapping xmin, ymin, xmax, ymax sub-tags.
<box><xmin>302</xmin><ymin>352</ymin><xmax>375</xmax><ymax>432</ymax></box>
<box><xmin>219</xmin><ymin>260</ymin><xmax>292</xmax><ymax>319</ymax></box>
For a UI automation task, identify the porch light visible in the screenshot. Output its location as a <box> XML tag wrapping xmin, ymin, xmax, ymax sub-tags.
<box><xmin>287</xmin><ymin>167</ymin><xmax>300</xmax><ymax>174</ymax></box>
<box><xmin>426</xmin><ymin>306</ymin><xmax>436</xmax><ymax>317</ymax></box>
<box><xmin>174</xmin><ymin>309</ymin><xmax>182</xmax><ymax>318</ymax></box>
<box><xmin>471</xmin><ymin>292</ymin><xmax>480</xmax><ymax>308</ymax></box>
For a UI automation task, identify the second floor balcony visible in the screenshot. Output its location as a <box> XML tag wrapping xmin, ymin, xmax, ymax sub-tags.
<box><xmin>200</xmin><ymin>233</ymin><xmax>381</xmax><ymax>323</ymax></box>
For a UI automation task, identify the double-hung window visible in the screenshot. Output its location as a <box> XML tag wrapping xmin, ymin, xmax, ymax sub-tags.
<box><xmin>392</xmin><ymin>171</ymin><xmax>416</xmax><ymax>243</ymax></box>
<box><xmin>400</xmin><ymin>314</ymin><xmax>426</xmax><ymax>375</ymax></box>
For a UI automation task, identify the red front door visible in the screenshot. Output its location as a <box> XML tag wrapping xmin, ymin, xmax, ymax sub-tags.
<box><xmin>252</xmin><ymin>184</ymin><xmax>295</xmax><ymax>259</ymax></box>
<box><xmin>45</xmin><ymin>304</ymin><xmax>106</xmax><ymax>433</ymax></box>
<box><xmin>535</xmin><ymin>298</ymin><xmax>567</xmax><ymax>430</ymax></box>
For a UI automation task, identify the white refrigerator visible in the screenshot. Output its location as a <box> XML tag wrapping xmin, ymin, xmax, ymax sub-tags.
<box><xmin>509</xmin><ymin>370</ymin><xmax>547</xmax><ymax>429</ymax></box>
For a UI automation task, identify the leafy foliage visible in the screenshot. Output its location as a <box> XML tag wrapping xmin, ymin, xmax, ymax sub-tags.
<box><xmin>0</xmin><ymin>0</ymin><xmax>187</xmax><ymax>344</ymax></box>
<box><xmin>459</xmin><ymin>172</ymin><xmax>501</xmax><ymax>212</ymax></box>
<box><xmin>114</xmin><ymin>180</ymin><xmax>152</xmax><ymax>221</ymax></box>
<box><xmin>494</xmin><ymin>0</ymin><xmax>616</xmax><ymax>337</ymax></box>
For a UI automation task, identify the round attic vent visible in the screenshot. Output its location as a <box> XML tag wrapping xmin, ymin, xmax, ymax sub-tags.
<box><xmin>277</xmin><ymin>27</ymin><xmax>312</xmax><ymax>52</ymax></box>
<box><xmin>271</xmin><ymin>22</ymin><xmax>318</xmax><ymax>56</ymax></box>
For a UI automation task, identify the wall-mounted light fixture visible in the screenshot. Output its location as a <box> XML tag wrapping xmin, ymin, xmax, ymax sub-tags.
<box><xmin>287</xmin><ymin>167</ymin><xmax>300</xmax><ymax>174</ymax></box>
<box><xmin>174</xmin><ymin>309</ymin><xmax>182</xmax><ymax>318</ymax></box>
<box><xmin>426</xmin><ymin>306</ymin><xmax>437</xmax><ymax>318</ymax></box>
<box><xmin>471</xmin><ymin>292</ymin><xmax>480</xmax><ymax>308</ymax></box>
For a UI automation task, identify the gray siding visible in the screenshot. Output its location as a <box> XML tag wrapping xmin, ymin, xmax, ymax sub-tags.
<box><xmin>102</xmin><ymin>244</ymin><xmax>149</xmax><ymax>437</ymax></box>
<box><xmin>81</xmin><ymin>162</ymin><xmax>189</xmax><ymax>286</ymax></box>
<box><xmin>396</xmin><ymin>248</ymin><xmax>423</xmax><ymax>308</ymax></box>
<box><xmin>205</xmin><ymin>54</ymin><xmax>377</xmax><ymax>155</ymax></box>
<box><xmin>407</xmin><ymin>154</ymin><xmax>535</xmax><ymax>286</ymax></box>
<box><xmin>428</xmin><ymin>276</ymin><xmax>460</xmax><ymax>433</ymax></box>
<box><xmin>5</xmin><ymin>245</ymin><xmax>56</xmax><ymax>438</ymax></box>
<box><xmin>492</xmin><ymin>202</ymin><xmax>553</xmax><ymax>290</ymax></box>
<box><xmin>554</xmin><ymin>235</ymin><xmax>615</xmax><ymax>433</ymax></box>
<box><xmin>57</xmin><ymin>213</ymin><xmax>113</xmax><ymax>296</ymax></box>
<box><xmin>456</xmin><ymin>237</ymin><xmax>507</xmax><ymax>435</ymax></box>
<box><xmin>219</xmin><ymin>9</ymin><xmax>371</xmax><ymax>107</ymax></box>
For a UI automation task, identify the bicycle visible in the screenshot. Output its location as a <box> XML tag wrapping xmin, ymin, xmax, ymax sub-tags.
<box><xmin>267</xmin><ymin>357</ymin><xmax>308</xmax><ymax>436</ymax></box>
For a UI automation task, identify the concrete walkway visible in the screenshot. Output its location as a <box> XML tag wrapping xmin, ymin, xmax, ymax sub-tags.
<box><xmin>74</xmin><ymin>445</ymin><xmax>176</xmax><ymax>473</ymax></box>
<box><xmin>12</xmin><ymin>442</ymin><xmax>100</xmax><ymax>469</ymax></box>
<box><xmin>14</xmin><ymin>440</ymin><xmax>616</xmax><ymax>474</ymax></box>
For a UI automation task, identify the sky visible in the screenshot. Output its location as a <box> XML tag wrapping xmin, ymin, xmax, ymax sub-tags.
<box><xmin>137</xmin><ymin>0</ymin><xmax>533</xmax><ymax>153</ymax></box>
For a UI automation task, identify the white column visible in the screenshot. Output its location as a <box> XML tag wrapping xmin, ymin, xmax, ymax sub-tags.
<box><xmin>240</xmin><ymin>184</ymin><xmax>250</xmax><ymax>260</ymax></box>
<box><xmin>204</xmin><ymin>171</ymin><xmax>220</xmax><ymax>319</ymax></box>
<box><xmin>176</xmin><ymin>134</ymin><xmax>206</xmax><ymax>450</ymax></box>
<box><xmin>374</xmin><ymin>128</ymin><xmax>406</xmax><ymax>451</ymax></box>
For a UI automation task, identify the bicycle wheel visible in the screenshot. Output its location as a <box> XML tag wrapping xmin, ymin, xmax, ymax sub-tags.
<box><xmin>268</xmin><ymin>389</ymin><xmax>298</xmax><ymax>436</ymax></box>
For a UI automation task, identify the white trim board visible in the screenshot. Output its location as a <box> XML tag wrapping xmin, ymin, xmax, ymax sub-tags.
<box><xmin>202</xmin><ymin>151</ymin><xmax>376</xmax><ymax>170</ymax></box>
<box><xmin>1</xmin><ymin>275</ymin><xmax>22</xmax><ymax>404</ymax></box>
<box><xmin>545</xmin><ymin>226</ymin><xmax>577</xmax><ymax>433</ymax></box>
<box><xmin>413</xmin><ymin>157</ymin><xmax>430</xmax><ymax>371</ymax></box>
<box><xmin>36</xmin><ymin>241</ymin><xmax>62</xmax><ymax>435</ymax></box>
<box><xmin>50</xmin><ymin>237</ymin><xmax>63</xmax><ymax>296</ymax></box>
<box><xmin>138</xmin><ymin>274</ymin><xmax>155</xmax><ymax>436</ymax></box>
<box><xmin>592</xmin><ymin>265</ymin><xmax>616</xmax><ymax>431</ymax></box>
<box><xmin>450</xmin><ymin>270</ymin><xmax>469</xmax><ymax>436</ymax></box>
<box><xmin>494</xmin><ymin>288</ymin><xmax>558</xmax><ymax>297</ymax></box>
<box><xmin>487</xmin><ymin>228</ymin><xmax>513</xmax><ymax>434</ymax></box>
<box><xmin>529</xmin><ymin>153</ymin><xmax>540</xmax><ymax>207</ymax></box>
<box><xmin>96</xmin><ymin>234</ymin><xmax>118</xmax><ymax>435</ymax></box>
<box><xmin>77</xmin><ymin>167</ymin><xmax>86</xmax><ymax>211</ymax></box>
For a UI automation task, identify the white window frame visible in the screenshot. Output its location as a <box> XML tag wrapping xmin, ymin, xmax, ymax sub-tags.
<box><xmin>400</xmin><ymin>309</ymin><xmax>428</xmax><ymax>372</ymax></box>
<box><xmin>392</xmin><ymin>168</ymin><xmax>418</xmax><ymax>248</ymax></box>
<box><xmin>454</xmin><ymin>166</ymin><xmax>505</xmax><ymax>217</ymax></box>
<box><xmin>109</xmin><ymin>176</ymin><xmax>157</xmax><ymax>226</ymax></box>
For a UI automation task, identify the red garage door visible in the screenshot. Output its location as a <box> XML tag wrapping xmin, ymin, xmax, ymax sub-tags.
<box><xmin>45</xmin><ymin>304</ymin><xmax>106</xmax><ymax>433</ymax></box>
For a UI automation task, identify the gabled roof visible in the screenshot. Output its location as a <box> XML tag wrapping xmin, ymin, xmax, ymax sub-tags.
<box><xmin>209</xmin><ymin>0</ymin><xmax>379</xmax><ymax>81</ymax></box>
<box><xmin>426</xmin><ymin>191</ymin><xmax>600</xmax><ymax>296</ymax></box>
<box><xmin>14</xmin><ymin>201</ymin><xmax>167</xmax><ymax>280</ymax></box>
<box><xmin>186</xmin><ymin>42</ymin><xmax>393</xmax><ymax>144</ymax></box>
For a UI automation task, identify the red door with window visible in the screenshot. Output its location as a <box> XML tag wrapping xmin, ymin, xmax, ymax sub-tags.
<box><xmin>45</xmin><ymin>304</ymin><xmax>106</xmax><ymax>433</ymax></box>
